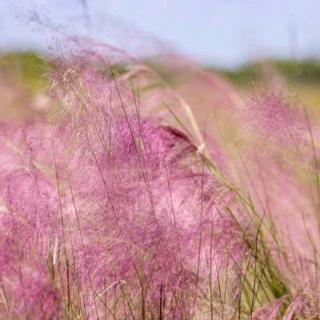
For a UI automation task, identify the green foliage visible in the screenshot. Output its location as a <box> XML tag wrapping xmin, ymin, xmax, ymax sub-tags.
<box><xmin>214</xmin><ymin>63</ymin><xmax>261</xmax><ymax>86</ymax></box>
<box><xmin>0</xmin><ymin>51</ymin><xmax>46</xmax><ymax>91</ymax></box>
<box><xmin>212</xmin><ymin>58</ymin><xmax>320</xmax><ymax>86</ymax></box>
<box><xmin>274</xmin><ymin>59</ymin><xmax>320</xmax><ymax>82</ymax></box>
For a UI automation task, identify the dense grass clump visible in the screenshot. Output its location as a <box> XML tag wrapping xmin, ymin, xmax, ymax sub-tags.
<box><xmin>0</xmin><ymin>40</ymin><xmax>320</xmax><ymax>319</ymax></box>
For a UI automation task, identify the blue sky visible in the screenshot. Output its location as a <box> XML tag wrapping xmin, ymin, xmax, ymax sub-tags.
<box><xmin>1</xmin><ymin>0</ymin><xmax>320</xmax><ymax>67</ymax></box>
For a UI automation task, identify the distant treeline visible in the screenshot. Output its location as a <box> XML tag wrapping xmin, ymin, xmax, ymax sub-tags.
<box><xmin>1</xmin><ymin>51</ymin><xmax>320</xmax><ymax>87</ymax></box>
<box><xmin>213</xmin><ymin>59</ymin><xmax>320</xmax><ymax>85</ymax></box>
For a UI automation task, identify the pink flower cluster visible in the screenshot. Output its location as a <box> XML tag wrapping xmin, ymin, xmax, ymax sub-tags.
<box><xmin>0</xmin><ymin>49</ymin><xmax>246</xmax><ymax>319</ymax></box>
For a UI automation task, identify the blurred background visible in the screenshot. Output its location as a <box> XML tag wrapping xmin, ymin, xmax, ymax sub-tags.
<box><xmin>1</xmin><ymin>0</ymin><xmax>320</xmax><ymax>109</ymax></box>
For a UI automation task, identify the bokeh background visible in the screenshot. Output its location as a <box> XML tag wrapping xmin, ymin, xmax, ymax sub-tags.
<box><xmin>1</xmin><ymin>0</ymin><xmax>320</xmax><ymax>65</ymax></box>
<box><xmin>1</xmin><ymin>0</ymin><xmax>320</xmax><ymax>110</ymax></box>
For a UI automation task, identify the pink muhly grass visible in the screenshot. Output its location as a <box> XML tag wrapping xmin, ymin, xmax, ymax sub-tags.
<box><xmin>234</xmin><ymin>91</ymin><xmax>320</xmax><ymax>317</ymax></box>
<box><xmin>0</xmin><ymin>45</ymin><xmax>249</xmax><ymax>319</ymax></box>
<box><xmin>244</xmin><ymin>93</ymin><xmax>304</xmax><ymax>143</ymax></box>
<box><xmin>241</xmin><ymin>93</ymin><xmax>320</xmax><ymax>165</ymax></box>
<box><xmin>2</xmin><ymin>33</ymin><xmax>320</xmax><ymax>320</ymax></box>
